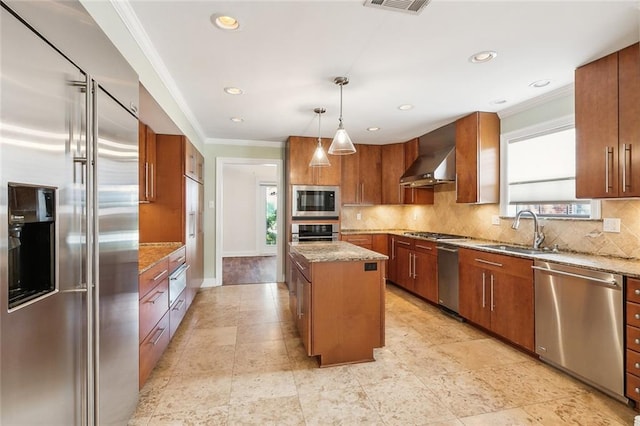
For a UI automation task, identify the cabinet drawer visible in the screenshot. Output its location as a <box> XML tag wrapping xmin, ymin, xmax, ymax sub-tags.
<box><xmin>459</xmin><ymin>248</ymin><xmax>532</xmax><ymax>279</ymax></box>
<box><xmin>414</xmin><ymin>240</ymin><xmax>436</xmax><ymax>255</ymax></box>
<box><xmin>627</xmin><ymin>278</ymin><xmax>640</xmax><ymax>304</ymax></box>
<box><xmin>343</xmin><ymin>234</ymin><xmax>373</xmax><ymax>248</ymax></box>
<box><xmin>627</xmin><ymin>302</ymin><xmax>640</xmax><ymax>328</ymax></box>
<box><xmin>140</xmin><ymin>279</ymin><xmax>169</xmax><ymax>343</ymax></box>
<box><xmin>169</xmin><ymin>288</ymin><xmax>188</xmax><ymax>339</ymax></box>
<box><xmin>139</xmin><ymin>311</ymin><xmax>170</xmax><ymax>388</ymax></box>
<box><xmin>169</xmin><ymin>246</ymin><xmax>186</xmax><ymax>274</ymax></box>
<box><xmin>628</xmin><ymin>326</ymin><xmax>640</xmax><ymax>352</ymax></box>
<box><xmin>628</xmin><ymin>349</ymin><xmax>640</xmax><ymax>377</ymax></box>
<box><xmin>139</xmin><ymin>258</ymin><xmax>169</xmax><ymax>299</ymax></box>
<box><xmin>290</xmin><ymin>251</ymin><xmax>311</xmax><ymax>282</ymax></box>
<box><xmin>627</xmin><ymin>372</ymin><xmax>640</xmax><ymax>400</ymax></box>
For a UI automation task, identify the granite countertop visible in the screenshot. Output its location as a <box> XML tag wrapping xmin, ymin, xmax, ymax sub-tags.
<box><xmin>139</xmin><ymin>242</ymin><xmax>184</xmax><ymax>273</ymax></box>
<box><xmin>290</xmin><ymin>241</ymin><xmax>388</xmax><ymax>263</ymax></box>
<box><xmin>341</xmin><ymin>229</ymin><xmax>407</xmax><ymax>236</ymax></box>
<box><xmin>341</xmin><ymin>229</ymin><xmax>640</xmax><ymax>278</ymax></box>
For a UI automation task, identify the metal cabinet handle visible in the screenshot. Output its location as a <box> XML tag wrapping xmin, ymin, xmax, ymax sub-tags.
<box><xmin>623</xmin><ymin>144</ymin><xmax>631</xmax><ymax>193</ymax></box>
<box><xmin>490</xmin><ymin>275</ymin><xmax>495</xmax><ymax>311</ymax></box>
<box><xmin>415</xmin><ymin>244</ymin><xmax>432</xmax><ymax>250</ymax></box>
<box><xmin>172</xmin><ymin>299</ymin><xmax>185</xmax><ymax>311</ymax></box>
<box><xmin>475</xmin><ymin>258</ymin><xmax>503</xmax><ymax>268</ymax></box>
<box><xmin>144</xmin><ymin>162</ymin><xmax>150</xmax><ymax>199</ymax></box>
<box><xmin>636</xmin><ymin>387</ymin><xmax>640</xmax><ymax>394</ymax></box>
<box><xmin>408</xmin><ymin>253</ymin><xmax>413</xmax><ymax>278</ymax></box>
<box><xmin>635</xmin><ymin>313</ymin><xmax>640</xmax><ymax>320</ymax></box>
<box><xmin>482</xmin><ymin>272</ymin><xmax>486</xmax><ymax>308</ymax></box>
<box><xmin>635</xmin><ymin>289</ymin><xmax>640</xmax><ymax>295</ymax></box>
<box><xmin>150</xmin><ymin>163</ymin><xmax>155</xmax><ymax>199</ymax></box>
<box><xmin>412</xmin><ymin>253</ymin><xmax>417</xmax><ymax>279</ymax></box>
<box><xmin>635</xmin><ymin>363</ymin><xmax>640</xmax><ymax>369</ymax></box>
<box><xmin>152</xmin><ymin>269</ymin><xmax>168</xmax><ymax>282</ymax></box>
<box><xmin>147</xmin><ymin>290</ymin><xmax>165</xmax><ymax>304</ymax></box>
<box><xmin>605</xmin><ymin>146</ymin><xmax>613</xmax><ymax>193</ymax></box>
<box><xmin>635</xmin><ymin>338</ymin><xmax>640</xmax><ymax>345</ymax></box>
<box><xmin>397</xmin><ymin>240</ymin><xmax>411</xmax><ymax>246</ymax></box>
<box><xmin>391</xmin><ymin>238</ymin><xmax>395</xmax><ymax>259</ymax></box>
<box><xmin>150</xmin><ymin>327</ymin><xmax>166</xmax><ymax>346</ymax></box>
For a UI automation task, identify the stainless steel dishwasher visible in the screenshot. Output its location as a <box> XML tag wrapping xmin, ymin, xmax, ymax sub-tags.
<box><xmin>533</xmin><ymin>260</ymin><xmax>624</xmax><ymax>402</ymax></box>
<box><xmin>437</xmin><ymin>244</ymin><xmax>459</xmax><ymax>314</ymax></box>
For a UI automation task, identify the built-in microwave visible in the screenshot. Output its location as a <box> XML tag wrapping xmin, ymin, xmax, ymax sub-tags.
<box><xmin>291</xmin><ymin>185</ymin><xmax>340</xmax><ymax>220</ymax></box>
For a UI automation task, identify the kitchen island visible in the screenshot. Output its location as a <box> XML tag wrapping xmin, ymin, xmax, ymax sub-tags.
<box><xmin>289</xmin><ymin>241</ymin><xmax>388</xmax><ymax>367</ymax></box>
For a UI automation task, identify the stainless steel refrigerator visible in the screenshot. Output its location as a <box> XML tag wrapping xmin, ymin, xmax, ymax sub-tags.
<box><xmin>1</xmin><ymin>3</ymin><xmax>139</xmax><ymax>424</ymax></box>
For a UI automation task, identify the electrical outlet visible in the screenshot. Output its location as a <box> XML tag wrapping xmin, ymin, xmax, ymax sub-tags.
<box><xmin>208</xmin><ymin>201</ymin><xmax>215</xmax><ymax>209</ymax></box>
<box><xmin>491</xmin><ymin>215</ymin><xmax>501</xmax><ymax>225</ymax></box>
<box><xmin>356</xmin><ymin>213</ymin><xmax>362</xmax><ymax>221</ymax></box>
<box><xmin>603</xmin><ymin>217</ymin><xmax>621</xmax><ymax>233</ymax></box>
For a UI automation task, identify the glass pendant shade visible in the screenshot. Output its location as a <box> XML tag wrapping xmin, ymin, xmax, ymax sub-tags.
<box><xmin>309</xmin><ymin>107</ymin><xmax>331</xmax><ymax>167</ymax></box>
<box><xmin>309</xmin><ymin>139</ymin><xmax>331</xmax><ymax>167</ymax></box>
<box><xmin>328</xmin><ymin>76</ymin><xmax>356</xmax><ymax>155</ymax></box>
<box><xmin>328</xmin><ymin>122</ymin><xmax>356</xmax><ymax>155</ymax></box>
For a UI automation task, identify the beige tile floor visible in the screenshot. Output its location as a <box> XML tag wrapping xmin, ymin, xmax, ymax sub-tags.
<box><xmin>129</xmin><ymin>282</ymin><xmax>638</xmax><ymax>425</ymax></box>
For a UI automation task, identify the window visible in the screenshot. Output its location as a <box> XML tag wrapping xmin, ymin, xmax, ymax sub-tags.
<box><xmin>502</xmin><ymin>119</ymin><xmax>599</xmax><ymax>218</ymax></box>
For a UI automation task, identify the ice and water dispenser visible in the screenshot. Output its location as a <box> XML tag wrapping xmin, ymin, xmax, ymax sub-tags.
<box><xmin>7</xmin><ymin>184</ymin><xmax>56</xmax><ymax>309</ymax></box>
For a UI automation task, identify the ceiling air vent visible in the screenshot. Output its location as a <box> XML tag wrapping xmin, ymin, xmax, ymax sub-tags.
<box><xmin>363</xmin><ymin>0</ymin><xmax>431</xmax><ymax>15</ymax></box>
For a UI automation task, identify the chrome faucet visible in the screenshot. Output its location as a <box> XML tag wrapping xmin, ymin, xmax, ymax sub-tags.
<box><xmin>511</xmin><ymin>209</ymin><xmax>545</xmax><ymax>249</ymax></box>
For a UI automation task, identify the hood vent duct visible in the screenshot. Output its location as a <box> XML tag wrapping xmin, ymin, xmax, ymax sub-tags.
<box><xmin>400</xmin><ymin>122</ymin><xmax>456</xmax><ymax>187</ymax></box>
<box><xmin>363</xmin><ymin>0</ymin><xmax>431</xmax><ymax>15</ymax></box>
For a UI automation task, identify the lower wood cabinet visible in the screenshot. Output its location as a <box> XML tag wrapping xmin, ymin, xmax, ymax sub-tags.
<box><xmin>139</xmin><ymin>311</ymin><xmax>170</xmax><ymax>387</ymax></box>
<box><xmin>625</xmin><ymin>277</ymin><xmax>640</xmax><ymax>402</ymax></box>
<box><xmin>458</xmin><ymin>248</ymin><xmax>534</xmax><ymax>351</ymax></box>
<box><xmin>388</xmin><ymin>235</ymin><xmax>438</xmax><ymax>303</ymax></box>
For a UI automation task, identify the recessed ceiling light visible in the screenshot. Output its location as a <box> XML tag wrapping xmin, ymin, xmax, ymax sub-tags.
<box><xmin>398</xmin><ymin>104</ymin><xmax>413</xmax><ymax>111</ymax></box>
<box><xmin>230</xmin><ymin>117</ymin><xmax>243</xmax><ymax>123</ymax></box>
<box><xmin>469</xmin><ymin>50</ymin><xmax>498</xmax><ymax>63</ymax></box>
<box><xmin>529</xmin><ymin>79</ymin><xmax>551</xmax><ymax>88</ymax></box>
<box><xmin>224</xmin><ymin>87</ymin><xmax>243</xmax><ymax>95</ymax></box>
<box><xmin>211</xmin><ymin>14</ymin><xmax>239</xmax><ymax>30</ymax></box>
<box><xmin>367</xmin><ymin>127</ymin><xmax>380</xmax><ymax>132</ymax></box>
<box><xmin>490</xmin><ymin>99</ymin><xmax>507</xmax><ymax>105</ymax></box>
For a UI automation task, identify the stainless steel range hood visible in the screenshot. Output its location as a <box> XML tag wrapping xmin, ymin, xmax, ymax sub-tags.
<box><xmin>400</xmin><ymin>122</ymin><xmax>456</xmax><ymax>187</ymax></box>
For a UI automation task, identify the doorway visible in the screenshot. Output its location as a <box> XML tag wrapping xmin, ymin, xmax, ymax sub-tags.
<box><xmin>215</xmin><ymin>158</ymin><xmax>283</xmax><ymax>285</ymax></box>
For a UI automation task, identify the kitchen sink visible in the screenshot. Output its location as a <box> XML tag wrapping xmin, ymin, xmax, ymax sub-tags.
<box><xmin>478</xmin><ymin>244</ymin><xmax>544</xmax><ymax>255</ymax></box>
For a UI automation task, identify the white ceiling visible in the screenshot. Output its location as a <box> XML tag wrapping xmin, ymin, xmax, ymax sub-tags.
<box><xmin>129</xmin><ymin>0</ymin><xmax>640</xmax><ymax>145</ymax></box>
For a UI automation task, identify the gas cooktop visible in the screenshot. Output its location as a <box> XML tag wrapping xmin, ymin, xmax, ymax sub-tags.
<box><xmin>403</xmin><ymin>231</ymin><xmax>468</xmax><ymax>241</ymax></box>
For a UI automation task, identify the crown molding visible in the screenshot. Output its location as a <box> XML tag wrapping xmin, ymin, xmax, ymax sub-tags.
<box><xmin>108</xmin><ymin>0</ymin><xmax>206</xmax><ymax>142</ymax></box>
<box><xmin>497</xmin><ymin>84</ymin><xmax>575</xmax><ymax>119</ymax></box>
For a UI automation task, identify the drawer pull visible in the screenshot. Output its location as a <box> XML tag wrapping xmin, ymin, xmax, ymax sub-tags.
<box><xmin>636</xmin><ymin>313</ymin><xmax>640</xmax><ymax>320</ymax></box>
<box><xmin>475</xmin><ymin>258</ymin><xmax>503</xmax><ymax>268</ymax></box>
<box><xmin>416</xmin><ymin>244</ymin><xmax>433</xmax><ymax>250</ymax></box>
<box><xmin>152</xmin><ymin>269</ymin><xmax>168</xmax><ymax>282</ymax></box>
<box><xmin>635</xmin><ymin>387</ymin><xmax>640</xmax><ymax>394</ymax></box>
<box><xmin>172</xmin><ymin>299</ymin><xmax>185</xmax><ymax>311</ymax></box>
<box><xmin>149</xmin><ymin>327</ymin><xmax>166</xmax><ymax>346</ymax></box>
<box><xmin>397</xmin><ymin>241</ymin><xmax>411</xmax><ymax>246</ymax></box>
<box><xmin>635</xmin><ymin>363</ymin><xmax>640</xmax><ymax>369</ymax></box>
<box><xmin>147</xmin><ymin>290</ymin><xmax>165</xmax><ymax>304</ymax></box>
<box><xmin>635</xmin><ymin>338</ymin><xmax>640</xmax><ymax>345</ymax></box>
<box><xmin>174</xmin><ymin>256</ymin><xmax>186</xmax><ymax>263</ymax></box>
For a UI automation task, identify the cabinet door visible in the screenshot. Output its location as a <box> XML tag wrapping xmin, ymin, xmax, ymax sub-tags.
<box><xmin>395</xmin><ymin>242</ymin><xmax>414</xmax><ymax>291</ymax></box>
<box><xmin>490</xmin><ymin>271</ymin><xmax>534</xmax><ymax>351</ymax></box>
<box><xmin>387</xmin><ymin>235</ymin><xmax>398</xmax><ymax>283</ymax></box>
<box><xmin>618</xmin><ymin>43</ymin><xmax>640</xmax><ymax>197</ymax></box>
<box><xmin>292</xmin><ymin>264</ymin><xmax>312</xmax><ymax>356</ymax></box>
<box><xmin>342</xmin><ymin>233</ymin><xmax>372</xmax><ymax>249</ymax></box>
<box><xmin>359</xmin><ymin>144</ymin><xmax>382</xmax><ymax>205</ymax></box>
<box><xmin>456</xmin><ymin>112</ymin><xmax>500</xmax><ymax>204</ymax></box>
<box><xmin>145</xmin><ymin>125</ymin><xmax>157</xmax><ymax>201</ymax></box>
<box><xmin>575</xmin><ymin>51</ymin><xmax>619</xmax><ymax>198</ymax></box>
<box><xmin>458</xmin><ymin>257</ymin><xmax>491</xmax><ymax>329</ymax></box>
<box><xmin>413</xmin><ymin>244</ymin><xmax>437</xmax><ymax>303</ymax></box>
<box><xmin>381</xmin><ymin>143</ymin><xmax>405</xmax><ymax>204</ymax></box>
<box><xmin>341</xmin><ymin>145</ymin><xmax>360</xmax><ymax>204</ymax></box>
<box><xmin>288</xmin><ymin>136</ymin><xmax>341</xmax><ymax>185</ymax></box>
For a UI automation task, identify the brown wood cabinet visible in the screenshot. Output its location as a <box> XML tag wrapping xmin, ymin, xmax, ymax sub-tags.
<box><xmin>625</xmin><ymin>277</ymin><xmax>640</xmax><ymax>402</ymax></box>
<box><xmin>139</xmin><ymin>134</ymin><xmax>204</xmax><ymax>307</ymax></box>
<box><xmin>402</xmin><ymin>139</ymin><xmax>434</xmax><ymax>205</ymax></box>
<box><xmin>388</xmin><ymin>235</ymin><xmax>438</xmax><ymax>303</ymax></box>
<box><xmin>458</xmin><ymin>248</ymin><xmax>534</xmax><ymax>351</ymax></box>
<box><xmin>185</xmin><ymin>140</ymin><xmax>204</xmax><ymax>184</ymax></box>
<box><xmin>287</xmin><ymin>136</ymin><xmax>342</xmax><ymax>185</ymax></box>
<box><xmin>341</xmin><ymin>144</ymin><xmax>382</xmax><ymax>205</ymax></box>
<box><xmin>289</xmin><ymin>251</ymin><xmax>385</xmax><ymax>367</ymax></box>
<box><xmin>342</xmin><ymin>233</ymin><xmax>388</xmax><ymax>278</ymax></box>
<box><xmin>138</xmin><ymin>122</ymin><xmax>157</xmax><ymax>202</ymax></box>
<box><xmin>381</xmin><ymin>143</ymin><xmax>405</xmax><ymax>204</ymax></box>
<box><xmin>576</xmin><ymin>42</ymin><xmax>640</xmax><ymax>198</ymax></box>
<box><xmin>455</xmin><ymin>112</ymin><xmax>500</xmax><ymax>204</ymax></box>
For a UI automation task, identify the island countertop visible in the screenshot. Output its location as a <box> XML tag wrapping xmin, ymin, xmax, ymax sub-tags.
<box><xmin>290</xmin><ymin>241</ymin><xmax>388</xmax><ymax>263</ymax></box>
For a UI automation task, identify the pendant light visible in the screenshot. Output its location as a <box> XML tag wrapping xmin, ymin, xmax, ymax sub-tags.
<box><xmin>328</xmin><ymin>76</ymin><xmax>356</xmax><ymax>155</ymax></box>
<box><xmin>309</xmin><ymin>107</ymin><xmax>331</xmax><ymax>167</ymax></box>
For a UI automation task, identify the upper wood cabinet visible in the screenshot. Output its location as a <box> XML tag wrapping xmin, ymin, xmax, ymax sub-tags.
<box><xmin>381</xmin><ymin>143</ymin><xmax>405</xmax><ymax>204</ymax></box>
<box><xmin>287</xmin><ymin>136</ymin><xmax>341</xmax><ymax>185</ymax></box>
<box><xmin>575</xmin><ymin>42</ymin><xmax>640</xmax><ymax>198</ymax></box>
<box><xmin>341</xmin><ymin>144</ymin><xmax>381</xmax><ymax>205</ymax></box>
<box><xmin>455</xmin><ymin>112</ymin><xmax>500</xmax><ymax>204</ymax></box>
<box><xmin>138</xmin><ymin>122</ymin><xmax>157</xmax><ymax>202</ymax></box>
<box><xmin>402</xmin><ymin>138</ymin><xmax>434</xmax><ymax>205</ymax></box>
<box><xmin>185</xmin><ymin>139</ymin><xmax>204</xmax><ymax>184</ymax></box>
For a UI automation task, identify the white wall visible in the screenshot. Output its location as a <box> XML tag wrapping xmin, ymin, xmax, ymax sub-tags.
<box><xmin>221</xmin><ymin>163</ymin><xmax>278</xmax><ymax>257</ymax></box>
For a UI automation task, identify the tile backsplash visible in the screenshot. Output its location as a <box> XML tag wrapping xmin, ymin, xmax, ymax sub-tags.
<box><xmin>341</xmin><ymin>184</ymin><xmax>640</xmax><ymax>259</ymax></box>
